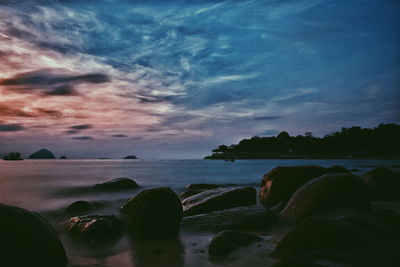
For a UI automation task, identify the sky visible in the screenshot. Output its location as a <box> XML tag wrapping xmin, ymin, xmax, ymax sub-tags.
<box><xmin>0</xmin><ymin>0</ymin><xmax>399</xmax><ymax>159</ymax></box>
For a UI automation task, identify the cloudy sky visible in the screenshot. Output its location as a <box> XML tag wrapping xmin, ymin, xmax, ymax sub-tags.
<box><xmin>0</xmin><ymin>0</ymin><xmax>399</xmax><ymax>159</ymax></box>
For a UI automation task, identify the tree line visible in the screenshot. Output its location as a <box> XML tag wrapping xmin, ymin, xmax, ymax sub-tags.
<box><xmin>205</xmin><ymin>123</ymin><xmax>400</xmax><ymax>159</ymax></box>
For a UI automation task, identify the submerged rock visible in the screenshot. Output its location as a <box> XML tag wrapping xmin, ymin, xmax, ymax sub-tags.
<box><xmin>272</xmin><ymin>209</ymin><xmax>400</xmax><ymax>267</ymax></box>
<box><xmin>28</xmin><ymin>148</ymin><xmax>55</xmax><ymax>159</ymax></box>
<box><xmin>182</xmin><ymin>205</ymin><xmax>270</xmax><ymax>232</ymax></box>
<box><xmin>120</xmin><ymin>187</ymin><xmax>183</xmax><ymax>237</ymax></box>
<box><xmin>279</xmin><ymin>173</ymin><xmax>369</xmax><ymax>223</ymax></box>
<box><xmin>180</xmin><ymin>183</ymin><xmax>221</xmax><ymax>199</ymax></box>
<box><xmin>0</xmin><ymin>204</ymin><xmax>67</xmax><ymax>267</ymax></box>
<box><xmin>183</xmin><ymin>186</ymin><xmax>256</xmax><ymax>217</ymax></box>
<box><xmin>66</xmin><ymin>215</ymin><xmax>122</xmax><ymax>243</ymax></box>
<box><xmin>66</xmin><ymin>200</ymin><xmax>93</xmax><ymax>214</ymax></box>
<box><xmin>95</xmin><ymin>177</ymin><xmax>139</xmax><ymax>190</ymax></box>
<box><xmin>361</xmin><ymin>167</ymin><xmax>400</xmax><ymax>201</ymax></box>
<box><xmin>259</xmin><ymin>165</ymin><xmax>349</xmax><ymax>207</ymax></box>
<box><xmin>208</xmin><ymin>230</ymin><xmax>262</xmax><ymax>256</ymax></box>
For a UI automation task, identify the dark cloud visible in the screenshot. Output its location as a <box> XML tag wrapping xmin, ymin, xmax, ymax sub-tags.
<box><xmin>72</xmin><ymin>136</ymin><xmax>94</xmax><ymax>140</ymax></box>
<box><xmin>65</xmin><ymin>130</ymin><xmax>78</xmax><ymax>134</ymax></box>
<box><xmin>112</xmin><ymin>134</ymin><xmax>127</xmax><ymax>138</ymax></box>
<box><xmin>0</xmin><ymin>123</ymin><xmax>25</xmax><ymax>132</ymax></box>
<box><xmin>70</xmin><ymin>124</ymin><xmax>92</xmax><ymax>130</ymax></box>
<box><xmin>0</xmin><ymin>69</ymin><xmax>109</xmax><ymax>96</ymax></box>
<box><xmin>253</xmin><ymin>116</ymin><xmax>285</xmax><ymax>121</ymax></box>
<box><xmin>44</xmin><ymin>85</ymin><xmax>77</xmax><ymax>96</ymax></box>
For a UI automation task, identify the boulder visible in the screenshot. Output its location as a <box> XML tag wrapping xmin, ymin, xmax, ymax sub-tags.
<box><xmin>124</xmin><ymin>155</ymin><xmax>138</xmax><ymax>159</ymax></box>
<box><xmin>182</xmin><ymin>186</ymin><xmax>256</xmax><ymax>217</ymax></box>
<box><xmin>0</xmin><ymin>204</ymin><xmax>67</xmax><ymax>267</ymax></box>
<box><xmin>361</xmin><ymin>167</ymin><xmax>400</xmax><ymax>201</ymax></box>
<box><xmin>66</xmin><ymin>215</ymin><xmax>122</xmax><ymax>243</ymax></box>
<box><xmin>3</xmin><ymin>152</ymin><xmax>23</xmax><ymax>160</ymax></box>
<box><xmin>28</xmin><ymin>148</ymin><xmax>55</xmax><ymax>159</ymax></box>
<box><xmin>208</xmin><ymin>230</ymin><xmax>262</xmax><ymax>256</ymax></box>
<box><xmin>272</xmin><ymin>209</ymin><xmax>400</xmax><ymax>267</ymax></box>
<box><xmin>60</xmin><ymin>156</ymin><xmax>67</xmax><ymax>159</ymax></box>
<box><xmin>66</xmin><ymin>200</ymin><xmax>93</xmax><ymax>214</ymax></box>
<box><xmin>120</xmin><ymin>187</ymin><xmax>183</xmax><ymax>237</ymax></box>
<box><xmin>182</xmin><ymin>205</ymin><xmax>269</xmax><ymax>232</ymax></box>
<box><xmin>260</xmin><ymin>165</ymin><xmax>349</xmax><ymax>207</ymax></box>
<box><xmin>95</xmin><ymin>177</ymin><xmax>139</xmax><ymax>190</ymax></box>
<box><xmin>279</xmin><ymin>173</ymin><xmax>369</xmax><ymax>223</ymax></box>
<box><xmin>180</xmin><ymin>183</ymin><xmax>221</xmax><ymax>199</ymax></box>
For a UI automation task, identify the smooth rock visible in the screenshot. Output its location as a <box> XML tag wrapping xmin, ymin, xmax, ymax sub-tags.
<box><xmin>66</xmin><ymin>200</ymin><xmax>93</xmax><ymax>214</ymax></box>
<box><xmin>180</xmin><ymin>184</ymin><xmax>221</xmax><ymax>199</ymax></box>
<box><xmin>182</xmin><ymin>205</ymin><xmax>269</xmax><ymax>232</ymax></box>
<box><xmin>208</xmin><ymin>230</ymin><xmax>262</xmax><ymax>256</ymax></box>
<box><xmin>0</xmin><ymin>204</ymin><xmax>67</xmax><ymax>267</ymax></box>
<box><xmin>95</xmin><ymin>177</ymin><xmax>139</xmax><ymax>190</ymax></box>
<box><xmin>183</xmin><ymin>186</ymin><xmax>256</xmax><ymax>217</ymax></box>
<box><xmin>279</xmin><ymin>173</ymin><xmax>369</xmax><ymax>223</ymax></box>
<box><xmin>60</xmin><ymin>155</ymin><xmax>67</xmax><ymax>159</ymax></box>
<box><xmin>28</xmin><ymin>148</ymin><xmax>55</xmax><ymax>159</ymax></box>
<box><xmin>361</xmin><ymin>167</ymin><xmax>400</xmax><ymax>201</ymax></box>
<box><xmin>66</xmin><ymin>215</ymin><xmax>122</xmax><ymax>243</ymax></box>
<box><xmin>272</xmin><ymin>209</ymin><xmax>400</xmax><ymax>267</ymax></box>
<box><xmin>120</xmin><ymin>187</ymin><xmax>183</xmax><ymax>237</ymax></box>
<box><xmin>260</xmin><ymin>165</ymin><xmax>349</xmax><ymax>207</ymax></box>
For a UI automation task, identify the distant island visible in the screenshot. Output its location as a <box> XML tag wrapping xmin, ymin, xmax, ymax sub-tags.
<box><xmin>205</xmin><ymin>123</ymin><xmax>400</xmax><ymax>160</ymax></box>
<box><xmin>124</xmin><ymin>155</ymin><xmax>138</xmax><ymax>159</ymax></box>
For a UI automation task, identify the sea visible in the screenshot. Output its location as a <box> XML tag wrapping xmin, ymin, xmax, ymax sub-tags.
<box><xmin>0</xmin><ymin>159</ymin><xmax>399</xmax><ymax>267</ymax></box>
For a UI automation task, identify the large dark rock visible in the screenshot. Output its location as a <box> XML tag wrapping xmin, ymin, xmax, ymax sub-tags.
<box><xmin>208</xmin><ymin>230</ymin><xmax>262</xmax><ymax>256</ymax></box>
<box><xmin>120</xmin><ymin>187</ymin><xmax>183</xmax><ymax>237</ymax></box>
<box><xmin>0</xmin><ymin>204</ymin><xmax>67</xmax><ymax>267</ymax></box>
<box><xmin>59</xmin><ymin>155</ymin><xmax>67</xmax><ymax>159</ymax></box>
<box><xmin>279</xmin><ymin>173</ymin><xmax>369</xmax><ymax>223</ymax></box>
<box><xmin>66</xmin><ymin>200</ymin><xmax>93</xmax><ymax>215</ymax></box>
<box><xmin>260</xmin><ymin>165</ymin><xmax>349</xmax><ymax>207</ymax></box>
<box><xmin>95</xmin><ymin>177</ymin><xmax>139</xmax><ymax>190</ymax></box>
<box><xmin>180</xmin><ymin>183</ymin><xmax>221</xmax><ymax>199</ymax></box>
<box><xmin>3</xmin><ymin>152</ymin><xmax>23</xmax><ymax>160</ymax></box>
<box><xmin>182</xmin><ymin>205</ymin><xmax>269</xmax><ymax>232</ymax></box>
<box><xmin>66</xmin><ymin>215</ymin><xmax>122</xmax><ymax>243</ymax></box>
<box><xmin>183</xmin><ymin>186</ymin><xmax>256</xmax><ymax>217</ymax></box>
<box><xmin>28</xmin><ymin>148</ymin><xmax>55</xmax><ymax>159</ymax></box>
<box><xmin>361</xmin><ymin>167</ymin><xmax>400</xmax><ymax>201</ymax></box>
<box><xmin>272</xmin><ymin>209</ymin><xmax>400</xmax><ymax>267</ymax></box>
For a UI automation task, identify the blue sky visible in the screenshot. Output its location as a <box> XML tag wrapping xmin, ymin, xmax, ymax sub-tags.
<box><xmin>0</xmin><ymin>0</ymin><xmax>399</xmax><ymax>158</ymax></box>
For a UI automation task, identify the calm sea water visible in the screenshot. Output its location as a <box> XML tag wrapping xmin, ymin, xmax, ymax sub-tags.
<box><xmin>1</xmin><ymin>159</ymin><xmax>399</xmax><ymax>267</ymax></box>
<box><xmin>1</xmin><ymin>158</ymin><xmax>399</xmax><ymax>214</ymax></box>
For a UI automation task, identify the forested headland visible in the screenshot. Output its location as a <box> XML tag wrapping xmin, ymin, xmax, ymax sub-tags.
<box><xmin>205</xmin><ymin>123</ymin><xmax>400</xmax><ymax>159</ymax></box>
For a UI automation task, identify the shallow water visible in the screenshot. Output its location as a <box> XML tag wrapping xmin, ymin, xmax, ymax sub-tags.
<box><xmin>0</xmin><ymin>159</ymin><xmax>399</xmax><ymax>266</ymax></box>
